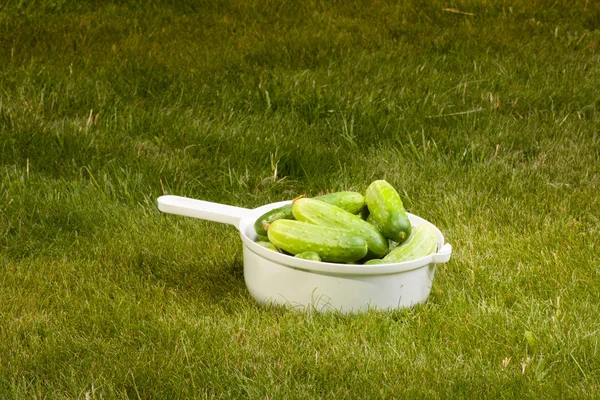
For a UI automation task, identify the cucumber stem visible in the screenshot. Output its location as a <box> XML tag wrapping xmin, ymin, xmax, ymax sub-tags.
<box><xmin>291</xmin><ymin>194</ymin><xmax>306</xmax><ymax>203</ymax></box>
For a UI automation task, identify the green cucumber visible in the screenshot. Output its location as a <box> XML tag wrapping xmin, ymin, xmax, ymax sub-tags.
<box><xmin>267</xmin><ymin>219</ymin><xmax>368</xmax><ymax>263</ymax></box>
<box><xmin>292</xmin><ymin>198</ymin><xmax>388</xmax><ymax>258</ymax></box>
<box><xmin>256</xmin><ymin>241</ymin><xmax>280</xmax><ymax>252</ymax></box>
<box><xmin>254</xmin><ymin>205</ymin><xmax>294</xmax><ymax>236</ymax></box>
<box><xmin>365</xmin><ymin>180</ymin><xmax>411</xmax><ymax>243</ymax></box>
<box><xmin>315</xmin><ymin>191</ymin><xmax>365</xmax><ymax>214</ymax></box>
<box><xmin>256</xmin><ymin>234</ymin><xmax>270</xmax><ymax>242</ymax></box>
<box><xmin>368</xmin><ymin>224</ymin><xmax>437</xmax><ymax>264</ymax></box>
<box><xmin>294</xmin><ymin>251</ymin><xmax>321</xmax><ymax>261</ymax></box>
<box><xmin>254</xmin><ymin>191</ymin><xmax>365</xmax><ymax>236</ymax></box>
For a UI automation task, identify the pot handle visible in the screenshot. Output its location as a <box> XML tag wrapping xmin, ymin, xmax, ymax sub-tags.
<box><xmin>432</xmin><ymin>243</ymin><xmax>452</xmax><ymax>264</ymax></box>
<box><xmin>157</xmin><ymin>195</ymin><xmax>251</xmax><ymax>228</ymax></box>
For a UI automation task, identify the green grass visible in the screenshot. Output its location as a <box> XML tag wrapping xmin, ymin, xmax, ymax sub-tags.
<box><xmin>1</xmin><ymin>0</ymin><xmax>599</xmax><ymax>398</ymax></box>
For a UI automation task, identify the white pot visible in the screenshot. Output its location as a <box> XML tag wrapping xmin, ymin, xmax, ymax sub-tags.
<box><xmin>158</xmin><ymin>195</ymin><xmax>452</xmax><ymax>313</ymax></box>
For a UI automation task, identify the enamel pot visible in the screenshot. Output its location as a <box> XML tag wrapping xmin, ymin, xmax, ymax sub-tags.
<box><xmin>157</xmin><ymin>195</ymin><xmax>452</xmax><ymax>313</ymax></box>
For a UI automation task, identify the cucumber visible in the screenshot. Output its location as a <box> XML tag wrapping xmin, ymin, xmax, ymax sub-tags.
<box><xmin>315</xmin><ymin>191</ymin><xmax>365</xmax><ymax>214</ymax></box>
<box><xmin>294</xmin><ymin>251</ymin><xmax>321</xmax><ymax>261</ymax></box>
<box><xmin>256</xmin><ymin>241</ymin><xmax>280</xmax><ymax>252</ymax></box>
<box><xmin>382</xmin><ymin>224</ymin><xmax>437</xmax><ymax>262</ymax></box>
<box><xmin>254</xmin><ymin>205</ymin><xmax>294</xmax><ymax>236</ymax></box>
<box><xmin>292</xmin><ymin>198</ymin><xmax>388</xmax><ymax>258</ymax></box>
<box><xmin>267</xmin><ymin>219</ymin><xmax>368</xmax><ymax>263</ymax></box>
<box><xmin>366</xmin><ymin>224</ymin><xmax>437</xmax><ymax>264</ymax></box>
<box><xmin>364</xmin><ymin>259</ymin><xmax>385</xmax><ymax>265</ymax></box>
<box><xmin>365</xmin><ymin>180</ymin><xmax>411</xmax><ymax>243</ymax></box>
<box><xmin>256</xmin><ymin>234</ymin><xmax>270</xmax><ymax>242</ymax></box>
<box><xmin>254</xmin><ymin>191</ymin><xmax>365</xmax><ymax>236</ymax></box>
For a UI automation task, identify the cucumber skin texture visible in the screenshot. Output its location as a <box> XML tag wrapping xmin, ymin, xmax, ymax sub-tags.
<box><xmin>256</xmin><ymin>241</ymin><xmax>280</xmax><ymax>252</ymax></box>
<box><xmin>295</xmin><ymin>251</ymin><xmax>321</xmax><ymax>261</ymax></box>
<box><xmin>365</xmin><ymin>180</ymin><xmax>412</xmax><ymax>243</ymax></box>
<box><xmin>267</xmin><ymin>219</ymin><xmax>368</xmax><ymax>263</ymax></box>
<box><xmin>293</xmin><ymin>198</ymin><xmax>388</xmax><ymax>258</ymax></box>
<box><xmin>366</xmin><ymin>224</ymin><xmax>437</xmax><ymax>265</ymax></box>
<box><xmin>254</xmin><ymin>191</ymin><xmax>365</xmax><ymax>236</ymax></box>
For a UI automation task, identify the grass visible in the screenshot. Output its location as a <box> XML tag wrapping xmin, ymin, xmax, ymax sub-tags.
<box><xmin>1</xmin><ymin>0</ymin><xmax>599</xmax><ymax>398</ymax></box>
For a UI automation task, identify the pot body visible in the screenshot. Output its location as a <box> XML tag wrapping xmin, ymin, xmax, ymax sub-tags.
<box><xmin>242</xmin><ymin>244</ymin><xmax>436</xmax><ymax>312</ymax></box>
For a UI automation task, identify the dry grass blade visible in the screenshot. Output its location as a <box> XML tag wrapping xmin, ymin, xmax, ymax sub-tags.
<box><xmin>442</xmin><ymin>8</ymin><xmax>476</xmax><ymax>16</ymax></box>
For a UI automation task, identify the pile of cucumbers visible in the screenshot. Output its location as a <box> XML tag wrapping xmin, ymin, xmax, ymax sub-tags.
<box><xmin>253</xmin><ymin>180</ymin><xmax>438</xmax><ymax>265</ymax></box>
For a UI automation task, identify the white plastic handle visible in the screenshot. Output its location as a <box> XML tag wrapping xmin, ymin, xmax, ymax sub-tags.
<box><xmin>432</xmin><ymin>243</ymin><xmax>452</xmax><ymax>264</ymax></box>
<box><xmin>157</xmin><ymin>195</ymin><xmax>252</xmax><ymax>228</ymax></box>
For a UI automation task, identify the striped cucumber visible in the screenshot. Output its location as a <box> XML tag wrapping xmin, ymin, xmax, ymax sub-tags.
<box><xmin>267</xmin><ymin>219</ymin><xmax>368</xmax><ymax>263</ymax></box>
<box><xmin>294</xmin><ymin>251</ymin><xmax>321</xmax><ymax>261</ymax></box>
<box><xmin>292</xmin><ymin>198</ymin><xmax>388</xmax><ymax>258</ymax></box>
<box><xmin>254</xmin><ymin>191</ymin><xmax>365</xmax><ymax>236</ymax></box>
<box><xmin>365</xmin><ymin>180</ymin><xmax>411</xmax><ymax>243</ymax></box>
<box><xmin>364</xmin><ymin>224</ymin><xmax>437</xmax><ymax>264</ymax></box>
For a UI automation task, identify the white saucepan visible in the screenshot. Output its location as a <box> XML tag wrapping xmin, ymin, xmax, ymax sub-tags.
<box><xmin>157</xmin><ymin>195</ymin><xmax>452</xmax><ymax>313</ymax></box>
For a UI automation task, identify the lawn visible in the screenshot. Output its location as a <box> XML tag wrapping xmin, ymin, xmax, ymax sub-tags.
<box><xmin>1</xmin><ymin>0</ymin><xmax>599</xmax><ymax>398</ymax></box>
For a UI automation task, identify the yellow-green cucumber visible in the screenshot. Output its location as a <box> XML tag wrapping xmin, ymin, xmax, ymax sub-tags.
<box><xmin>364</xmin><ymin>224</ymin><xmax>437</xmax><ymax>265</ymax></box>
<box><xmin>254</xmin><ymin>191</ymin><xmax>365</xmax><ymax>236</ymax></box>
<box><xmin>365</xmin><ymin>180</ymin><xmax>411</xmax><ymax>243</ymax></box>
<box><xmin>294</xmin><ymin>251</ymin><xmax>321</xmax><ymax>261</ymax></box>
<box><xmin>267</xmin><ymin>219</ymin><xmax>368</xmax><ymax>263</ymax></box>
<box><xmin>256</xmin><ymin>241</ymin><xmax>280</xmax><ymax>252</ymax></box>
<box><xmin>292</xmin><ymin>198</ymin><xmax>388</xmax><ymax>258</ymax></box>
